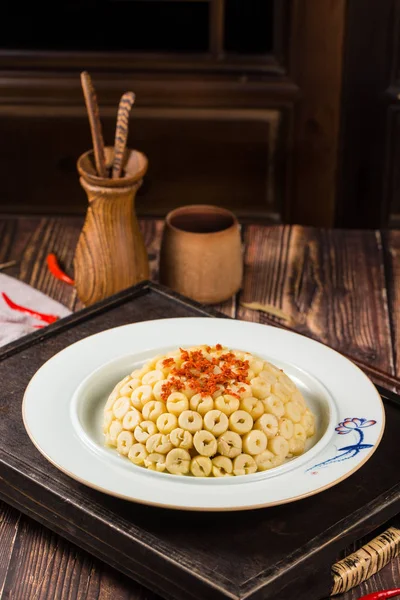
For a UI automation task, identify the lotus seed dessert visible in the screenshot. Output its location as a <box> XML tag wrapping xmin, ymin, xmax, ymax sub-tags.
<box><xmin>103</xmin><ymin>345</ymin><xmax>316</xmax><ymax>477</ymax></box>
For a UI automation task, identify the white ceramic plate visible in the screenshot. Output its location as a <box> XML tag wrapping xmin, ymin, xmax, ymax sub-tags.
<box><xmin>22</xmin><ymin>318</ymin><xmax>385</xmax><ymax>511</ymax></box>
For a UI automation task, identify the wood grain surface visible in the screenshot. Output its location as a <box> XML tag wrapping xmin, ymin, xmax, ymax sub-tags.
<box><xmin>0</xmin><ymin>215</ymin><xmax>399</xmax><ymax>600</ymax></box>
<box><xmin>238</xmin><ymin>226</ymin><xmax>394</xmax><ymax>373</ymax></box>
<box><xmin>289</xmin><ymin>0</ymin><xmax>346</xmax><ymax>227</ymax></box>
<box><xmin>80</xmin><ymin>72</ymin><xmax>107</xmax><ymax>178</ymax></box>
<box><xmin>74</xmin><ymin>148</ymin><xmax>149</xmax><ymax>305</ymax></box>
<box><xmin>112</xmin><ymin>91</ymin><xmax>135</xmax><ymax>179</ymax></box>
<box><xmin>383</xmin><ymin>230</ymin><xmax>400</xmax><ymax>378</ymax></box>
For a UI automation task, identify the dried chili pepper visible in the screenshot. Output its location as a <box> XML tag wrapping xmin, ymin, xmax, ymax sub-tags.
<box><xmin>1</xmin><ymin>292</ymin><xmax>58</xmax><ymax>324</ymax></box>
<box><xmin>46</xmin><ymin>253</ymin><xmax>75</xmax><ymax>285</ymax></box>
<box><xmin>358</xmin><ymin>589</ymin><xmax>400</xmax><ymax>599</ymax></box>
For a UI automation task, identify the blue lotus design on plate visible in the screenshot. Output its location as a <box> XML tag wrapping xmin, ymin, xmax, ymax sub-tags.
<box><xmin>306</xmin><ymin>417</ymin><xmax>377</xmax><ymax>473</ymax></box>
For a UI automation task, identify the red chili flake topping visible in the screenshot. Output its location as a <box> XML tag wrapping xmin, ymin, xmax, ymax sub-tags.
<box><xmin>162</xmin><ymin>358</ymin><xmax>175</xmax><ymax>367</ymax></box>
<box><xmin>160</xmin><ymin>346</ymin><xmax>250</xmax><ymax>401</ymax></box>
<box><xmin>159</xmin><ymin>376</ymin><xmax>185</xmax><ymax>400</ymax></box>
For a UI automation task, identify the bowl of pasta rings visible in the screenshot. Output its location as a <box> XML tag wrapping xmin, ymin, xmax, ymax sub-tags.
<box><xmin>23</xmin><ymin>317</ymin><xmax>384</xmax><ymax>511</ymax></box>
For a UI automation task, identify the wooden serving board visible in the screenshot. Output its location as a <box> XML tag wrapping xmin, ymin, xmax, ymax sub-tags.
<box><xmin>0</xmin><ymin>281</ymin><xmax>399</xmax><ymax>600</ymax></box>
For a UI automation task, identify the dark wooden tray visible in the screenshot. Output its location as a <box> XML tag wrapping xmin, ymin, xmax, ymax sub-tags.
<box><xmin>0</xmin><ymin>280</ymin><xmax>399</xmax><ymax>600</ymax></box>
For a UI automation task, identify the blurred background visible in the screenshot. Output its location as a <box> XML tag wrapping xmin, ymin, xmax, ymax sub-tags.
<box><xmin>0</xmin><ymin>0</ymin><xmax>396</xmax><ymax>228</ymax></box>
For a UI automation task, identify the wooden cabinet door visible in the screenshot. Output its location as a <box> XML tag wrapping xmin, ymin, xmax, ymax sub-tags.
<box><xmin>0</xmin><ymin>0</ymin><xmax>347</xmax><ymax>226</ymax></box>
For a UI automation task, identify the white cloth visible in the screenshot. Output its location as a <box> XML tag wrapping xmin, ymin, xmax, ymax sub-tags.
<box><xmin>0</xmin><ymin>274</ymin><xmax>71</xmax><ymax>347</ymax></box>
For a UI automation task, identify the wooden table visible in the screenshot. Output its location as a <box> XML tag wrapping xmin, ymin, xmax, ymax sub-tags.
<box><xmin>0</xmin><ymin>215</ymin><xmax>399</xmax><ymax>600</ymax></box>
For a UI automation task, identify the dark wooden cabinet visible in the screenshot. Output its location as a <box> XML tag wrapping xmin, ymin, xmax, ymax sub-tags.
<box><xmin>383</xmin><ymin>1</ymin><xmax>400</xmax><ymax>228</ymax></box>
<box><xmin>336</xmin><ymin>0</ymin><xmax>395</xmax><ymax>229</ymax></box>
<box><xmin>0</xmin><ymin>0</ymin><xmax>397</xmax><ymax>227</ymax></box>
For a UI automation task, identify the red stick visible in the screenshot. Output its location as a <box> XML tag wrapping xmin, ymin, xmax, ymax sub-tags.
<box><xmin>46</xmin><ymin>254</ymin><xmax>75</xmax><ymax>285</ymax></box>
<box><xmin>358</xmin><ymin>589</ymin><xmax>400</xmax><ymax>599</ymax></box>
<box><xmin>1</xmin><ymin>292</ymin><xmax>58</xmax><ymax>324</ymax></box>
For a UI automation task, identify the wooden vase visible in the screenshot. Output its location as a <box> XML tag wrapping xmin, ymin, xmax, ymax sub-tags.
<box><xmin>74</xmin><ymin>147</ymin><xmax>149</xmax><ymax>306</ymax></box>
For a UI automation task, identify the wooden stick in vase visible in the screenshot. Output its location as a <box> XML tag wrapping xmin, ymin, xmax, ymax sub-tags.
<box><xmin>80</xmin><ymin>71</ymin><xmax>107</xmax><ymax>178</ymax></box>
<box><xmin>112</xmin><ymin>91</ymin><xmax>136</xmax><ymax>179</ymax></box>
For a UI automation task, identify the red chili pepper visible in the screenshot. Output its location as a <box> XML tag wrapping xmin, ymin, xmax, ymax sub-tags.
<box><xmin>358</xmin><ymin>589</ymin><xmax>400</xmax><ymax>599</ymax></box>
<box><xmin>1</xmin><ymin>292</ymin><xmax>58</xmax><ymax>324</ymax></box>
<box><xmin>46</xmin><ymin>253</ymin><xmax>75</xmax><ymax>285</ymax></box>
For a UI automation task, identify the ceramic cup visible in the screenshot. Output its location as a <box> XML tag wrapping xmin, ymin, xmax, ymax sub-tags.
<box><xmin>159</xmin><ymin>204</ymin><xmax>243</xmax><ymax>304</ymax></box>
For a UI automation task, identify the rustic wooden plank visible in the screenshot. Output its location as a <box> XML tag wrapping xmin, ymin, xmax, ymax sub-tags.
<box><xmin>2</xmin><ymin>515</ymin><xmax>161</xmax><ymax>600</ymax></box>
<box><xmin>238</xmin><ymin>225</ymin><xmax>394</xmax><ymax>374</ymax></box>
<box><xmin>212</xmin><ymin>224</ymin><xmax>244</xmax><ymax>318</ymax></box>
<box><xmin>0</xmin><ymin>502</ymin><xmax>21</xmax><ymax>597</ymax></box>
<box><xmin>0</xmin><ymin>216</ymin><xmax>82</xmax><ymax>311</ymax></box>
<box><xmin>214</xmin><ymin>295</ymin><xmax>237</xmax><ymax>318</ymax></box>
<box><xmin>383</xmin><ymin>230</ymin><xmax>400</xmax><ymax>378</ymax></box>
<box><xmin>2</xmin><ymin>516</ymin><xmax>61</xmax><ymax>599</ymax></box>
<box><xmin>0</xmin><ymin>216</ymin><xmax>64</xmax><ymax>265</ymax></box>
<box><xmin>85</xmin><ymin>563</ymin><xmax>162</xmax><ymax>600</ymax></box>
<box><xmin>0</xmin><ymin>217</ymin><xmax>34</xmax><ymax>265</ymax></box>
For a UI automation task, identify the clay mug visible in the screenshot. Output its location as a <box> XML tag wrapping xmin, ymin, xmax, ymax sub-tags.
<box><xmin>159</xmin><ymin>204</ymin><xmax>242</xmax><ymax>304</ymax></box>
